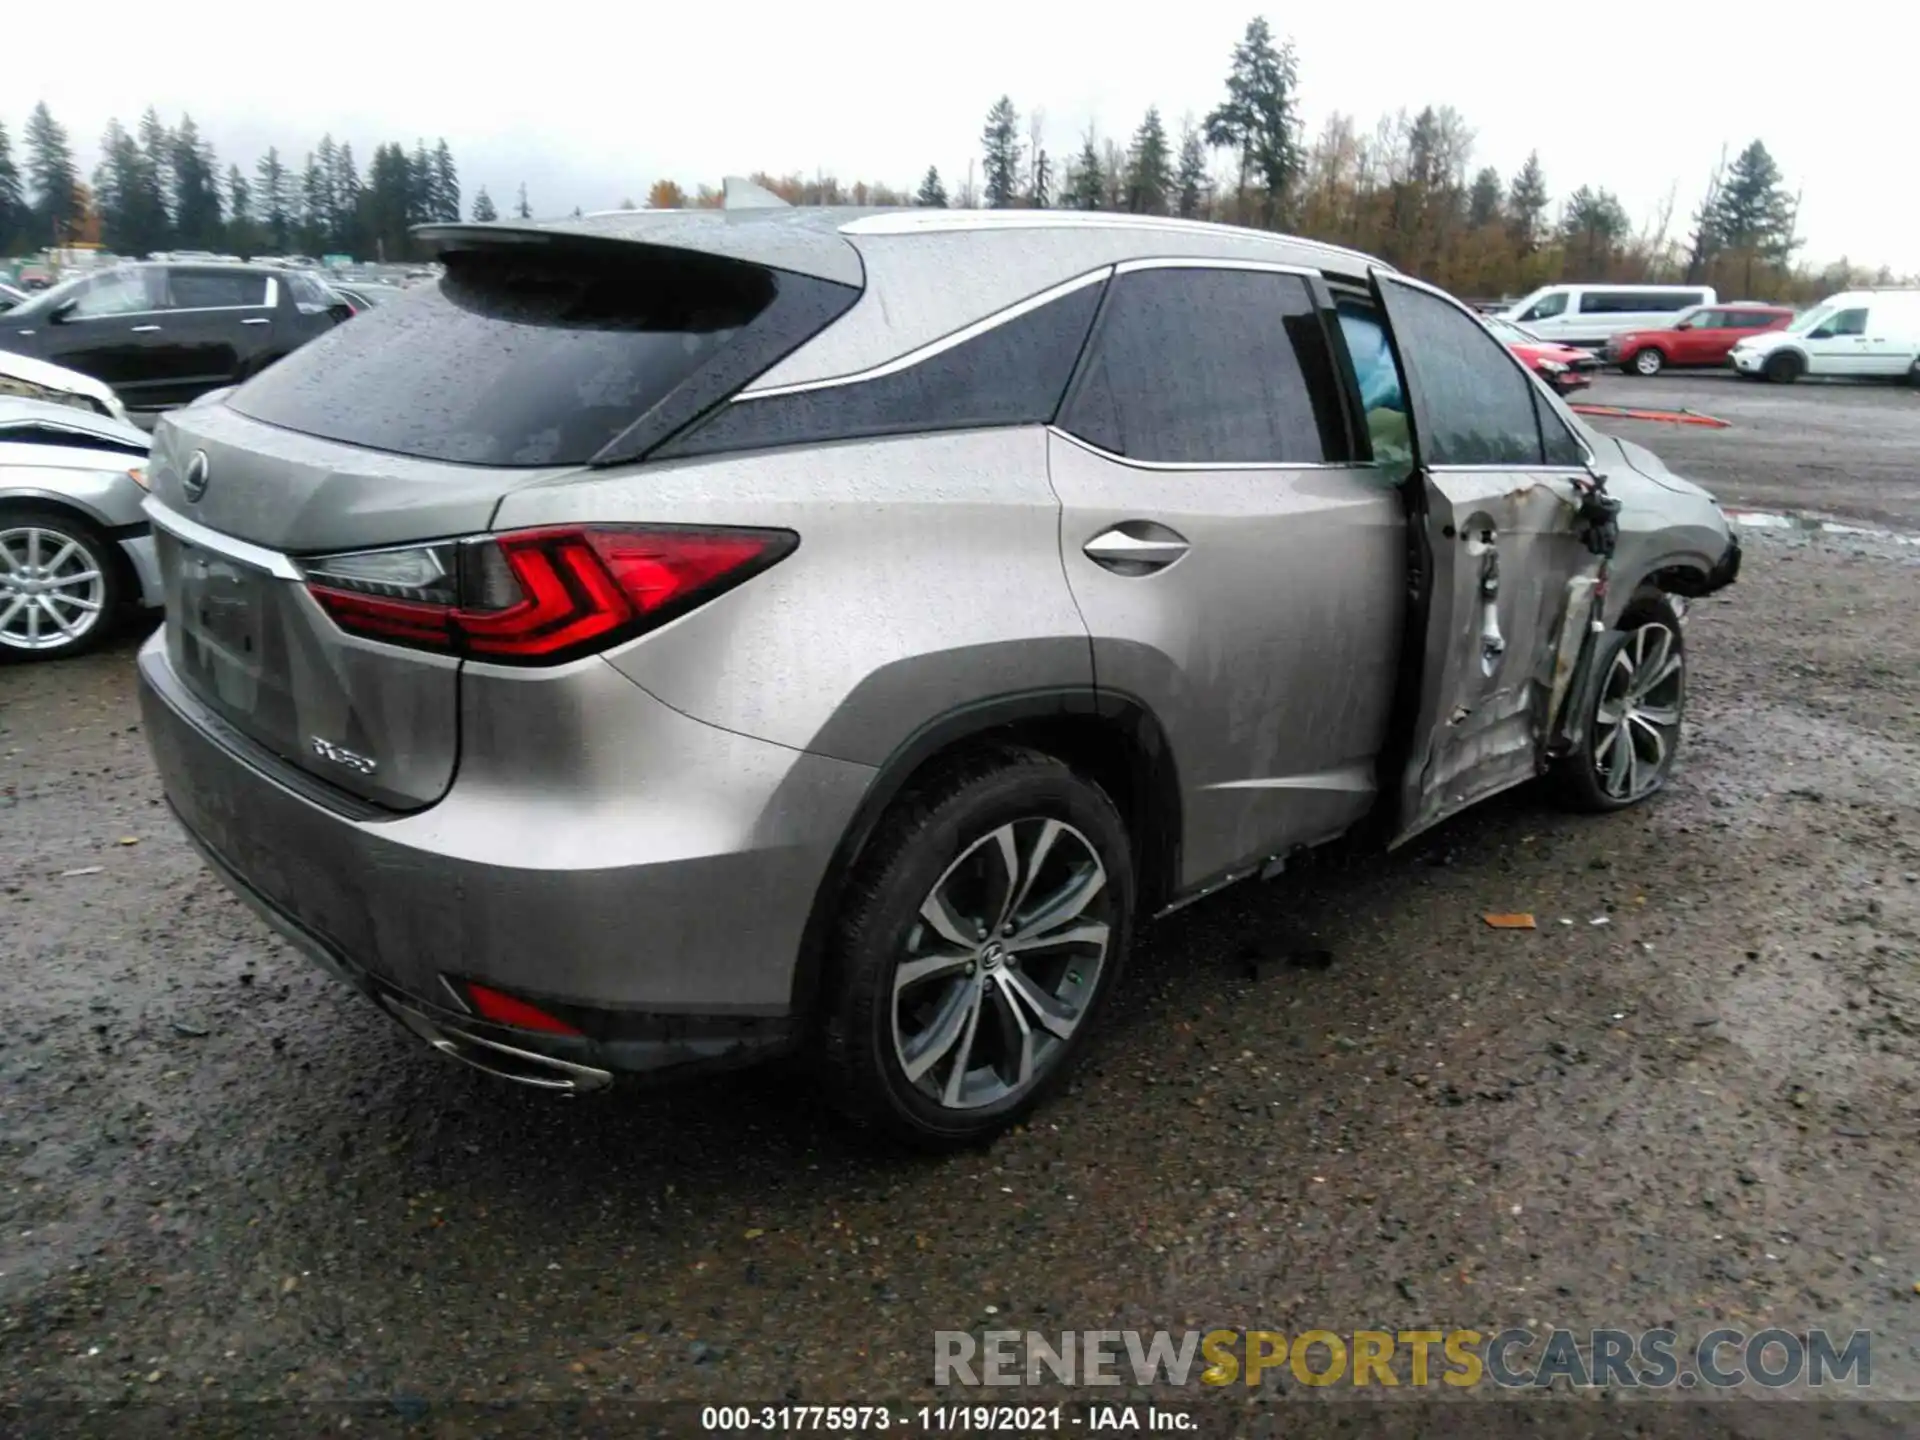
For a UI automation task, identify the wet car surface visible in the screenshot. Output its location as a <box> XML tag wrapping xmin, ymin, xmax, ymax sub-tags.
<box><xmin>1</xmin><ymin>375</ymin><xmax>1916</xmax><ymax>1411</ymax></box>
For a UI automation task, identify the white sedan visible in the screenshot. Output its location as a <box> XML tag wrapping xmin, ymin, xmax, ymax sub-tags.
<box><xmin>0</xmin><ymin>348</ymin><xmax>131</xmax><ymax>424</ymax></box>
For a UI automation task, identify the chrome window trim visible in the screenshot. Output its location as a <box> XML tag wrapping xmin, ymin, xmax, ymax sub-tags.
<box><xmin>1113</xmin><ymin>256</ymin><xmax>1322</xmax><ymax>279</ymax></box>
<box><xmin>734</xmin><ymin>266</ymin><xmax>1115</xmax><ymax>400</ymax></box>
<box><xmin>1048</xmin><ymin>424</ymin><xmax>1360</xmax><ymax>475</ymax></box>
<box><xmin>143</xmin><ymin>496</ymin><xmax>302</xmax><ymax>580</ymax></box>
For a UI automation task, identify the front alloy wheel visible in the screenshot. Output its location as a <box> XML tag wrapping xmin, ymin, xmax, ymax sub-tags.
<box><xmin>0</xmin><ymin>514</ymin><xmax>119</xmax><ymax>659</ymax></box>
<box><xmin>1553</xmin><ymin>602</ymin><xmax>1686</xmax><ymax>812</ymax></box>
<box><xmin>893</xmin><ymin>818</ymin><xmax>1111</xmax><ymax>1110</ymax></box>
<box><xmin>821</xmin><ymin>745</ymin><xmax>1132</xmax><ymax>1148</ymax></box>
<box><xmin>1632</xmin><ymin>347</ymin><xmax>1665</xmax><ymax>376</ymax></box>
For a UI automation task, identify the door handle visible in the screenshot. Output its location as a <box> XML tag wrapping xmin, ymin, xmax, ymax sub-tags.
<box><xmin>241</xmin><ymin>317</ymin><xmax>270</xmax><ymax>326</ymax></box>
<box><xmin>1083</xmin><ymin>524</ymin><xmax>1190</xmax><ymax>574</ymax></box>
<box><xmin>130</xmin><ymin>324</ymin><xmax>161</xmax><ymax>333</ymax></box>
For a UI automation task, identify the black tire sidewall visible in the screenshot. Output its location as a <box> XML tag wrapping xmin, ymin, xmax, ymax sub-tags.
<box><xmin>0</xmin><ymin>504</ymin><xmax>124</xmax><ymax>661</ymax></box>
<box><xmin>1765</xmin><ymin>351</ymin><xmax>1801</xmax><ymax>383</ymax></box>
<box><xmin>824</xmin><ymin>752</ymin><xmax>1133</xmax><ymax>1146</ymax></box>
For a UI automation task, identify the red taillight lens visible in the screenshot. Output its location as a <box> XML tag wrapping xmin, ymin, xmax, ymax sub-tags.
<box><xmin>463</xmin><ymin>982</ymin><xmax>584</xmax><ymax>1037</ymax></box>
<box><xmin>304</xmin><ymin>525</ymin><xmax>795</xmax><ymax>664</ymax></box>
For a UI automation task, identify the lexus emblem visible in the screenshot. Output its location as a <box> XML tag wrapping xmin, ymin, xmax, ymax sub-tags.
<box><xmin>182</xmin><ymin>450</ymin><xmax>211</xmax><ymax>503</ymax></box>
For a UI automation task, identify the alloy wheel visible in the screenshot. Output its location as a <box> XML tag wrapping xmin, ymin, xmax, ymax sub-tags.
<box><xmin>1592</xmin><ymin>623</ymin><xmax>1684</xmax><ymax>802</ymax></box>
<box><xmin>0</xmin><ymin>525</ymin><xmax>107</xmax><ymax>652</ymax></box>
<box><xmin>1634</xmin><ymin>348</ymin><xmax>1663</xmax><ymax>376</ymax></box>
<box><xmin>891</xmin><ymin>817</ymin><xmax>1111</xmax><ymax>1110</ymax></box>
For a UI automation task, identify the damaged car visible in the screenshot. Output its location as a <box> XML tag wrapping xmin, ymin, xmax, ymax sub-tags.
<box><xmin>135</xmin><ymin>201</ymin><xmax>1740</xmax><ymax>1145</ymax></box>
<box><xmin>0</xmin><ymin>397</ymin><xmax>159</xmax><ymax>658</ymax></box>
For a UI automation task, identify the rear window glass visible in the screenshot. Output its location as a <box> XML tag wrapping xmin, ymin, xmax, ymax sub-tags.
<box><xmin>228</xmin><ymin>249</ymin><xmax>780</xmax><ymax>466</ymax></box>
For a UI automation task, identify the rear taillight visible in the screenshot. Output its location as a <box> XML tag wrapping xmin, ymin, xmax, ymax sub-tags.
<box><xmin>302</xmin><ymin>525</ymin><xmax>796</xmax><ymax>664</ymax></box>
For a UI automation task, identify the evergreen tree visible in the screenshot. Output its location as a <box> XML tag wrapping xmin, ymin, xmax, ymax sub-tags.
<box><xmin>1065</xmin><ymin>133</ymin><xmax>1104</xmax><ymax>210</ymax></box>
<box><xmin>471</xmin><ymin>186</ymin><xmax>498</xmax><ymax>222</ymax></box>
<box><xmin>1466</xmin><ymin>165</ymin><xmax>1503</xmax><ymax>228</ymax></box>
<box><xmin>1203</xmin><ymin>18</ymin><xmax>1303</xmax><ymax>225</ymax></box>
<box><xmin>515</xmin><ymin>182</ymin><xmax>531</xmax><ymax>219</ymax></box>
<box><xmin>1506</xmin><ymin>150</ymin><xmax>1549</xmax><ymax>254</ymax></box>
<box><xmin>409</xmin><ymin>140</ymin><xmax>435</xmax><ymax>228</ymax></box>
<box><xmin>332</xmin><ymin>142</ymin><xmax>363</xmax><ymax>254</ymax></box>
<box><xmin>1712</xmin><ymin>140</ymin><xmax>1797</xmax><ymax>261</ymax></box>
<box><xmin>1029</xmin><ymin>149</ymin><xmax>1052</xmax><ymax>209</ymax></box>
<box><xmin>1173</xmin><ymin>122</ymin><xmax>1210</xmax><ymax>219</ymax></box>
<box><xmin>298</xmin><ymin>152</ymin><xmax>328</xmax><ymax>254</ymax></box>
<box><xmin>980</xmin><ymin>96</ymin><xmax>1023</xmax><ymax>208</ymax></box>
<box><xmin>364</xmin><ymin>143</ymin><xmax>411</xmax><ymax>260</ymax></box>
<box><xmin>1124</xmin><ymin>106</ymin><xmax>1173</xmax><ymax>215</ymax></box>
<box><xmin>914</xmin><ymin>165</ymin><xmax>949</xmax><ymax>208</ymax></box>
<box><xmin>1559</xmin><ymin>185</ymin><xmax>1630</xmax><ymax>274</ymax></box>
<box><xmin>92</xmin><ymin>119</ymin><xmax>170</xmax><ymax>256</ymax></box>
<box><xmin>0</xmin><ymin>121</ymin><xmax>27</xmax><ymax>253</ymax></box>
<box><xmin>226</xmin><ymin>164</ymin><xmax>257</xmax><ymax>255</ymax></box>
<box><xmin>24</xmin><ymin>102</ymin><xmax>82</xmax><ymax>245</ymax></box>
<box><xmin>170</xmin><ymin>114</ymin><xmax>224</xmax><ymax>250</ymax></box>
<box><xmin>432</xmin><ymin>140</ymin><xmax>460</xmax><ymax>222</ymax></box>
<box><xmin>255</xmin><ymin>147</ymin><xmax>291</xmax><ymax>253</ymax></box>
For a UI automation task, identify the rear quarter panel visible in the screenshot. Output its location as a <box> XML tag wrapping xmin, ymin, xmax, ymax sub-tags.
<box><xmin>493</xmin><ymin>427</ymin><xmax>1094</xmax><ymax>765</ymax></box>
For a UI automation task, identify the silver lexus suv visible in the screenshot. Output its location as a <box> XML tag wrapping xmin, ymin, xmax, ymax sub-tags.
<box><xmin>137</xmin><ymin>203</ymin><xmax>1739</xmax><ymax>1146</ymax></box>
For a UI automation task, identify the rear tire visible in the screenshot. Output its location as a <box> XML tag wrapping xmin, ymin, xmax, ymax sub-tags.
<box><xmin>1631</xmin><ymin>347</ymin><xmax>1664</xmax><ymax>376</ymax></box>
<box><xmin>0</xmin><ymin>505</ymin><xmax>125</xmax><ymax>661</ymax></box>
<box><xmin>1551</xmin><ymin>598</ymin><xmax>1686</xmax><ymax>814</ymax></box>
<box><xmin>1764</xmin><ymin>350</ymin><xmax>1804</xmax><ymax>384</ymax></box>
<box><xmin>819</xmin><ymin>746</ymin><xmax>1133</xmax><ymax>1149</ymax></box>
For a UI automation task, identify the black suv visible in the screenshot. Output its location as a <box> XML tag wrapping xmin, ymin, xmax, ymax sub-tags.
<box><xmin>0</xmin><ymin>263</ymin><xmax>352</xmax><ymax>412</ymax></box>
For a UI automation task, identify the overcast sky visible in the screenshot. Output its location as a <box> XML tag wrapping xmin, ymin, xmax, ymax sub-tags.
<box><xmin>13</xmin><ymin>0</ymin><xmax>1916</xmax><ymax>273</ymax></box>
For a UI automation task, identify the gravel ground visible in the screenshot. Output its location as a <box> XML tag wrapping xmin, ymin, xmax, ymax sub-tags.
<box><xmin>2</xmin><ymin>379</ymin><xmax>1917</xmax><ymax>1422</ymax></box>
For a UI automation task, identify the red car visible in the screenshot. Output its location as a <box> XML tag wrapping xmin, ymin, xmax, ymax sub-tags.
<box><xmin>1604</xmin><ymin>303</ymin><xmax>1794</xmax><ymax>375</ymax></box>
<box><xmin>1481</xmin><ymin>315</ymin><xmax>1602</xmax><ymax>395</ymax></box>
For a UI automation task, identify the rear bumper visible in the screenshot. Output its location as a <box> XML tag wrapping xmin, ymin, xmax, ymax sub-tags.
<box><xmin>138</xmin><ymin>629</ymin><xmax>877</xmax><ymax>1078</ymax></box>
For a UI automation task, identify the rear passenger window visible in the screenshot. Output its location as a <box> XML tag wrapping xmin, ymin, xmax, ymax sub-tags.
<box><xmin>1377</xmin><ymin>279</ymin><xmax>1543</xmax><ymax>466</ymax></box>
<box><xmin>662</xmin><ymin>278</ymin><xmax>1104</xmax><ymax>459</ymax></box>
<box><xmin>1058</xmin><ymin>267</ymin><xmax>1348</xmax><ymax>465</ymax></box>
<box><xmin>168</xmin><ymin>272</ymin><xmax>269</xmax><ymax>308</ymax></box>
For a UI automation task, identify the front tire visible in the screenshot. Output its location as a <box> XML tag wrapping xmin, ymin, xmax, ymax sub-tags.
<box><xmin>820</xmin><ymin>746</ymin><xmax>1133</xmax><ymax>1149</ymax></box>
<box><xmin>0</xmin><ymin>506</ymin><xmax>124</xmax><ymax>661</ymax></box>
<box><xmin>1764</xmin><ymin>350</ymin><xmax>1804</xmax><ymax>384</ymax></box>
<box><xmin>1551</xmin><ymin>599</ymin><xmax>1687</xmax><ymax>813</ymax></box>
<box><xmin>1631</xmin><ymin>347</ymin><xmax>1665</xmax><ymax>376</ymax></box>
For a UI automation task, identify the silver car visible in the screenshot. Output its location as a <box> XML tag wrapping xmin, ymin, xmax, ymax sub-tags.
<box><xmin>136</xmin><ymin>206</ymin><xmax>1739</xmax><ymax>1145</ymax></box>
<box><xmin>0</xmin><ymin>397</ymin><xmax>160</xmax><ymax>658</ymax></box>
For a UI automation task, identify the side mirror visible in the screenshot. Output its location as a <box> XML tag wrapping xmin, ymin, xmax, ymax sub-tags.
<box><xmin>1809</xmin><ymin>326</ymin><xmax>1833</xmax><ymax>340</ymax></box>
<box><xmin>48</xmin><ymin>298</ymin><xmax>77</xmax><ymax>324</ymax></box>
<box><xmin>1674</xmin><ymin>320</ymin><xmax>1694</xmax><ymax>331</ymax></box>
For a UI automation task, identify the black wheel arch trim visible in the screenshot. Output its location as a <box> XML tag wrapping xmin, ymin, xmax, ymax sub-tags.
<box><xmin>786</xmin><ymin>685</ymin><xmax>1182</xmax><ymax>1024</ymax></box>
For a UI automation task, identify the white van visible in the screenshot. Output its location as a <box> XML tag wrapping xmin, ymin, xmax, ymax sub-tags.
<box><xmin>1498</xmin><ymin>284</ymin><xmax>1716</xmax><ymax>347</ymax></box>
<box><xmin>1729</xmin><ymin>289</ymin><xmax>1920</xmax><ymax>383</ymax></box>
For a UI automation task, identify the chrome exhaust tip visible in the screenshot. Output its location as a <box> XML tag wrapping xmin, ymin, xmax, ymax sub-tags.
<box><xmin>382</xmin><ymin>996</ymin><xmax>613</xmax><ymax>1094</ymax></box>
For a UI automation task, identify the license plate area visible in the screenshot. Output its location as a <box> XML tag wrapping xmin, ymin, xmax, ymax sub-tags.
<box><xmin>170</xmin><ymin>536</ymin><xmax>274</xmax><ymax>717</ymax></box>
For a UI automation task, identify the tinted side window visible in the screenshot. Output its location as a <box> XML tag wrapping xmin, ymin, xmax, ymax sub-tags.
<box><xmin>1379</xmin><ymin>280</ymin><xmax>1543</xmax><ymax>466</ymax></box>
<box><xmin>1059</xmin><ymin>268</ymin><xmax>1346</xmax><ymax>465</ymax></box>
<box><xmin>1827</xmin><ymin>308</ymin><xmax>1868</xmax><ymax>337</ymax></box>
<box><xmin>661</xmin><ymin>279</ymin><xmax>1104</xmax><ymax>459</ymax></box>
<box><xmin>69</xmin><ymin>269</ymin><xmax>162</xmax><ymax>318</ymax></box>
<box><xmin>1518</xmin><ymin>292</ymin><xmax>1567</xmax><ymax>321</ymax></box>
<box><xmin>1578</xmin><ymin>292</ymin><xmax>1636</xmax><ymax>315</ymax></box>
<box><xmin>168</xmin><ymin>271</ymin><xmax>270</xmax><ymax>308</ymax></box>
<box><xmin>1536</xmin><ymin>393</ymin><xmax>1587</xmax><ymax>467</ymax></box>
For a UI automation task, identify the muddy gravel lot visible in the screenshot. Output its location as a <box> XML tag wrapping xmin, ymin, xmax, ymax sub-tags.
<box><xmin>2</xmin><ymin>377</ymin><xmax>1917</xmax><ymax>1429</ymax></box>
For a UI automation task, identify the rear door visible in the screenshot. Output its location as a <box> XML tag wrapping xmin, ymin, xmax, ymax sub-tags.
<box><xmin>1047</xmin><ymin>260</ymin><xmax>1405</xmax><ymax>889</ymax></box>
<box><xmin>1368</xmin><ymin>272</ymin><xmax>1594</xmax><ymax>846</ymax></box>
<box><xmin>155</xmin><ymin>269</ymin><xmax>277</xmax><ymax>401</ymax></box>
